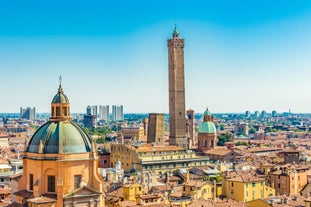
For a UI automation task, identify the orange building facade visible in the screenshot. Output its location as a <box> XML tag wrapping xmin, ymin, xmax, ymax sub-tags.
<box><xmin>10</xmin><ymin>81</ymin><xmax>104</xmax><ymax>207</ymax></box>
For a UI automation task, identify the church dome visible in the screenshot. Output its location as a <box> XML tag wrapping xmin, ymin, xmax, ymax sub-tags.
<box><xmin>198</xmin><ymin>108</ymin><xmax>217</xmax><ymax>133</ymax></box>
<box><xmin>26</xmin><ymin>79</ymin><xmax>91</xmax><ymax>154</ymax></box>
<box><xmin>199</xmin><ymin>122</ymin><xmax>216</xmax><ymax>133</ymax></box>
<box><xmin>52</xmin><ymin>85</ymin><xmax>69</xmax><ymax>103</ymax></box>
<box><xmin>26</xmin><ymin>121</ymin><xmax>91</xmax><ymax>154</ymax></box>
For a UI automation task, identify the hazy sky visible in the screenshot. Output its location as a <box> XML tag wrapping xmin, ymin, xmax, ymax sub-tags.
<box><xmin>0</xmin><ymin>0</ymin><xmax>311</xmax><ymax>114</ymax></box>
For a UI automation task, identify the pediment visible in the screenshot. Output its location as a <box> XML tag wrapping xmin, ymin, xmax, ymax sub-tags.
<box><xmin>64</xmin><ymin>185</ymin><xmax>102</xmax><ymax>199</ymax></box>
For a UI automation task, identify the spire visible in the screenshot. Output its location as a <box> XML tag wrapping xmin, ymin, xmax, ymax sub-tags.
<box><xmin>58</xmin><ymin>75</ymin><xmax>63</xmax><ymax>93</ymax></box>
<box><xmin>173</xmin><ymin>24</ymin><xmax>179</xmax><ymax>38</ymax></box>
<box><xmin>59</xmin><ymin>75</ymin><xmax>62</xmax><ymax>86</ymax></box>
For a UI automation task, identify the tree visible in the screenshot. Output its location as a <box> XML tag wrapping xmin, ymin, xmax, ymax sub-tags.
<box><xmin>248</xmin><ymin>127</ymin><xmax>256</xmax><ymax>134</ymax></box>
<box><xmin>235</xmin><ymin>141</ymin><xmax>249</xmax><ymax>146</ymax></box>
<box><xmin>217</xmin><ymin>132</ymin><xmax>233</xmax><ymax>146</ymax></box>
<box><xmin>96</xmin><ymin>137</ymin><xmax>106</xmax><ymax>144</ymax></box>
<box><xmin>219</xmin><ymin>124</ymin><xmax>225</xmax><ymax>131</ymax></box>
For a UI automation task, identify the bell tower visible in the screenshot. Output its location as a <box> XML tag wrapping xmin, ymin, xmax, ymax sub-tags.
<box><xmin>168</xmin><ymin>25</ymin><xmax>187</xmax><ymax>148</ymax></box>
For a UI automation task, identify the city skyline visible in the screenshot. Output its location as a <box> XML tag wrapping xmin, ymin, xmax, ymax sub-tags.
<box><xmin>1</xmin><ymin>1</ymin><xmax>311</xmax><ymax>113</ymax></box>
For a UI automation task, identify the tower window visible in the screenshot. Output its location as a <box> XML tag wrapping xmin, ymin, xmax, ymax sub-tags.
<box><xmin>56</xmin><ymin>107</ymin><xmax>60</xmax><ymax>116</ymax></box>
<box><xmin>74</xmin><ymin>175</ymin><xmax>81</xmax><ymax>189</ymax></box>
<box><xmin>63</xmin><ymin>107</ymin><xmax>67</xmax><ymax>116</ymax></box>
<box><xmin>29</xmin><ymin>174</ymin><xmax>34</xmax><ymax>191</ymax></box>
<box><xmin>47</xmin><ymin>175</ymin><xmax>55</xmax><ymax>192</ymax></box>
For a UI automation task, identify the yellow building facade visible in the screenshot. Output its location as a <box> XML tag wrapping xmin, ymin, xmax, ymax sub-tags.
<box><xmin>222</xmin><ymin>170</ymin><xmax>275</xmax><ymax>202</ymax></box>
<box><xmin>11</xmin><ymin>82</ymin><xmax>104</xmax><ymax>207</ymax></box>
<box><xmin>110</xmin><ymin>143</ymin><xmax>210</xmax><ymax>174</ymax></box>
<box><xmin>183</xmin><ymin>180</ymin><xmax>214</xmax><ymax>200</ymax></box>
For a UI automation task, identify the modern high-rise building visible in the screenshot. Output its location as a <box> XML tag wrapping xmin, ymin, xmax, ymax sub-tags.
<box><xmin>112</xmin><ymin>105</ymin><xmax>124</xmax><ymax>121</ymax></box>
<box><xmin>168</xmin><ymin>26</ymin><xmax>187</xmax><ymax>149</ymax></box>
<box><xmin>20</xmin><ymin>107</ymin><xmax>36</xmax><ymax>120</ymax></box>
<box><xmin>261</xmin><ymin>110</ymin><xmax>267</xmax><ymax>118</ymax></box>
<box><xmin>86</xmin><ymin>105</ymin><xmax>92</xmax><ymax>115</ymax></box>
<box><xmin>99</xmin><ymin>105</ymin><xmax>109</xmax><ymax>122</ymax></box>
<box><xmin>147</xmin><ymin>113</ymin><xmax>164</xmax><ymax>145</ymax></box>
<box><xmin>254</xmin><ymin>110</ymin><xmax>260</xmax><ymax>117</ymax></box>
<box><xmin>86</xmin><ymin>105</ymin><xmax>98</xmax><ymax>118</ymax></box>
<box><xmin>272</xmin><ymin>110</ymin><xmax>277</xmax><ymax>117</ymax></box>
<box><xmin>245</xmin><ymin>110</ymin><xmax>251</xmax><ymax>118</ymax></box>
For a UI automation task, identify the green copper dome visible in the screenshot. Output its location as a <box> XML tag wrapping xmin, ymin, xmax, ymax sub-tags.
<box><xmin>198</xmin><ymin>108</ymin><xmax>217</xmax><ymax>133</ymax></box>
<box><xmin>52</xmin><ymin>85</ymin><xmax>69</xmax><ymax>103</ymax></box>
<box><xmin>204</xmin><ymin>110</ymin><xmax>211</xmax><ymax>116</ymax></box>
<box><xmin>26</xmin><ymin>121</ymin><xmax>91</xmax><ymax>154</ymax></box>
<box><xmin>198</xmin><ymin>122</ymin><xmax>217</xmax><ymax>133</ymax></box>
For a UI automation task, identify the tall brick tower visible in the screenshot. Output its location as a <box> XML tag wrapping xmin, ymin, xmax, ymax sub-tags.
<box><xmin>147</xmin><ymin>113</ymin><xmax>164</xmax><ymax>145</ymax></box>
<box><xmin>187</xmin><ymin>109</ymin><xmax>196</xmax><ymax>149</ymax></box>
<box><xmin>168</xmin><ymin>25</ymin><xmax>187</xmax><ymax>149</ymax></box>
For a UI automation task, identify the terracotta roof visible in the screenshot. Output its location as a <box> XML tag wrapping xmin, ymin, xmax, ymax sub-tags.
<box><xmin>41</xmin><ymin>193</ymin><xmax>57</xmax><ymax>200</ymax></box>
<box><xmin>107</xmin><ymin>186</ymin><xmax>124</xmax><ymax>198</ymax></box>
<box><xmin>7</xmin><ymin>202</ymin><xmax>23</xmax><ymax>207</ymax></box>
<box><xmin>188</xmin><ymin>198</ymin><xmax>248</xmax><ymax>207</ymax></box>
<box><xmin>151</xmin><ymin>185</ymin><xmax>173</xmax><ymax>192</ymax></box>
<box><xmin>0</xmin><ymin>188</ymin><xmax>11</xmax><ymax>194</ymax></box>
<box><xmin>169</xmin><ymin>186</ymin><xmax>183</xmax><ymax>197</ymax></box>
<box><xmin>184</xmin><ymin>180</ymin><xmax>212</xmax><ymax>188</ymax></box>
<box><xmin>139</xmin><ymin>194</ymin><xmax>161</xmax><ymax>200</ymax></box>
<box><xmin>224</xmin><ymin>170</ymin><xmax>265</xmax><ymax>182</ymax></box>
<box><xmin>204</xmin><ymin>148</ymin><xmax>231</xmax><ymax>156</ymax></box>
<box><xmin>27</xmin><ymin>196</ymin><xmax>57</xmax><ymax>204</ymax></box>
<box><xmin>118</xmin><ymin>200</ymin><xmax>137</xmax><ymax>207</ymax></box>
<box><xmin>262</xmin><ymin>195</ymin><xmax>305</xmax><ymax>207</ymax></box>
<box><xmin>136</xmin><ymin>145</ymin><xmax>184</xmax><ymax>153</ymax></box>
<box><xmin>13</xmin><ymin>190</ymin><xmax>34</xmax><ymax>199</ymax></box>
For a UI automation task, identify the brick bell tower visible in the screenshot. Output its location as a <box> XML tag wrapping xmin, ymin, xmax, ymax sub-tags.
<box><xmin>168</xmin><ymin>25</ymin><xmax>187</xmax><ymax>149</ymax></box>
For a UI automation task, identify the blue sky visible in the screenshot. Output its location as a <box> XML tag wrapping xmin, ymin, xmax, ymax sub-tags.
<box><xmin>0</xmin><ymin>0</ymin><xmax>311</xmax><ymax>113</ymax></box>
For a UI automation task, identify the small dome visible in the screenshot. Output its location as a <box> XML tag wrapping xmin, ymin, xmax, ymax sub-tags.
<box><xmin>52</xmin><ymin>85</ymin><xmax>69</xmax><ymax>103</ymax></box>
<box><xmin>173</xmin><ymin>25</ymin><xmax>179</xmax><ymax>37</ymax></box>
<box><xmin>199</xmin><ymin>108</ymin><xmax>216</xmax><ymax>133</ymax></box>
<box><xmin>204</xmin><ymin>109</ymin><xmax>211</xmax><ymax>116</ymax></box>
<box><xmin>27</xmin><ymin>121</ymin><xmax>91</xmax><ymax>154</ymax></box>
<box><xmin>199</xmin><ymin>122</ymin><xmax>217</xmax><ymax>133</ymax></box>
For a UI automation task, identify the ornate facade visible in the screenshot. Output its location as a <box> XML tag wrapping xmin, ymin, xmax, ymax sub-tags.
<box><xmin>11</xmin><ymin>81</ymin><xmax>104</xmax><ymax>207</ymax></box>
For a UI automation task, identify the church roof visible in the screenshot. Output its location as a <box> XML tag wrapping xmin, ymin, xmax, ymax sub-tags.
<box><xmin>26</xmin><ymin>80</ymin><xmax>91</xmax><ymax>154</ymax></box>
<box><xmin>199</xmin><ymin>122</ymin><xmax>216</xmax><ymax>133</ymax></box>
<box><xmin>198</xmin><ymin>108</ymin><xmax>216</xmax><ymax>133</ymax></box>
<box><xmin>52</xmin><ymin>84</ymin><xmax>69</xmax><ymax>103</ymax></box>
<box><xmin>26</xmin><ymin>121</ymin><xmax>91</xmax><ymax>154</ymax></box>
